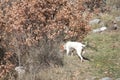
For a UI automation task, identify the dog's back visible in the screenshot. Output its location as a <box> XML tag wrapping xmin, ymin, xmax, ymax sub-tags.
<box><xmin>65</xmin><ymin>41</ymin><xmax>85</xmax><ymax>49</ymax></box>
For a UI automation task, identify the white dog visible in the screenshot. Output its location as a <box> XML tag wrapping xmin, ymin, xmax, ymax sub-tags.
<box><xmin>61</xmin><ymin>41</ymin><xmax>86</xmax><ymax>62</ymax></box>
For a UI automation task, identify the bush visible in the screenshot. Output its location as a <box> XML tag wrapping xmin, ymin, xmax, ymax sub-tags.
<box><xmin>0</xmin><ymin>0</ymin><xmax>92</xmax><ymax>79</ymax></box>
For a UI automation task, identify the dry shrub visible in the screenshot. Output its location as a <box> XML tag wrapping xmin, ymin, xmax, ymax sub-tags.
<box><xmin>83</xmin><ymin>0</ymin><xmax>106</xmax><ymax>13</ymax></box>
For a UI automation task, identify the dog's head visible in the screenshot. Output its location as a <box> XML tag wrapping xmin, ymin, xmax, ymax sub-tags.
<box><xmin>60</xmin><ymin>44</ymin><xmax>64</xmax><ymax>50</ymax></box>
<box><xmin>59</xmin><ymin>43</ymin><xmax>66</xmax><ymax>54</ymax></box>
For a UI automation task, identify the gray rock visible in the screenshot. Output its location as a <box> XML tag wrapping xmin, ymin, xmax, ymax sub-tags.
<box><xmin>115</xmin><ymin>16</ymin><xmax>120</xmax><ymax>21</ymax></box>
<box><xmin>100</xmin><ymin>77</ymin><xmax>112</xmax><ymax>80</ymax></box>
<box><xmin>15</xmin><ymin>66</ymin><xmax>25</xmax><ymax>74</ymax></box>
<box><xmin>116</xmin><ymin>78</ymin><xmax>120</xmax><ymax>80</ymax></box>
<box><xmin>89</xmin><ymin>19</ymin><xmax>101</xmax><ymax>25</ymax></box>
<box><xmin>92</xmin><ymin>26</ymin><xmax>107</xmax><ymax>33</ymax></box>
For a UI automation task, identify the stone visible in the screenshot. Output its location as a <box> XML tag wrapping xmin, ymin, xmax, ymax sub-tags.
<box><xmin>116</xmin><ymin>78</ymin><xmax>120</xmax><ymax>80</ymax></box>
<box><xmin>92</xmin><ymin>26</ymin><xmax>107</xmax><ymax>33</ymax></box>
<box><xmin>100</xmin><ymin>77</ymin><xmax>112</xmax><ymax>80</ymax></box>
<box><xmin>115</xmin><ymin>16</ymin><xmax>120</xmax><ymax>21</ymax></box>
<box><xmin>89</xmin><ymin>19</ymin><xmax>101</xmax><ymax>25</ymax></box>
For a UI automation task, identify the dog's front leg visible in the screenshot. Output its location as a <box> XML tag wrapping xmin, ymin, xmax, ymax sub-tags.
<box><xmin>66</xmin><ymin>48</ymin><xmax>70</xmax><ymax>55</ymax></box>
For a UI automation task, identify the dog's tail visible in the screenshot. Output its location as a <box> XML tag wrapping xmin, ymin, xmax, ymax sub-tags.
<box><xmin>82</xmin><ymin>44</ymin><xmax>86</xmax><ymax>47</ymax></box>
<box><xmin>84</xmin><ymin>41</ymin><xmax>98</xmax><ymax>51</ymax></box>
<box><xmin>82</xmin><ymin>41</ymin><xmax>88</xmax><ymax>48</ymax></box>
<box><xmin>83</xmin><ymin>56</ymin><xmax>91</xmax><ymax>61</ymax></box>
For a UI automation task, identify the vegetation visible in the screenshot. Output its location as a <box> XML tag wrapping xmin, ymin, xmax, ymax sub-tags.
<box><xmin>84</xmin><ymin>30</ymin><xmax>120</xmax><ymax>79</ymax></box>
<box><xmin>0</xmin><ymin>0</ymin><xmax>91</xmax><ymax>79</ymax></box>
<box><xmin>0</xmin><ymin>0</ymin><xmax>120</xmax><ymax>80</ymax></box>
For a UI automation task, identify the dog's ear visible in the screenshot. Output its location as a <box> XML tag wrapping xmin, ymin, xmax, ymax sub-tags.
<box><xmin>60</xmin><ymin>45</ymin><xmax>64</xmax><ymax>50</ymax></box>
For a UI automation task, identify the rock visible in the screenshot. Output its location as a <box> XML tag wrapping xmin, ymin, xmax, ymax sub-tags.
<box><xmin>116</xmin><ymin>78</ymin><xmax>120</xmax><ymax>80</ymax></box>
<box><xmin>93</xmin><ymin>28</ymin><xmax>101</xmax><ymax>33</ymax></box>
<box><xmin>89</xmin><ymin>19</ymin><xmax>101</xmax><ymax>25</ymax></box>
<box><xmin>15</xmin><ymin>66</ymin><xmax>25</xmax><ymax>74</ymax></box>
<box><xmin>100</xmin><ymin>26</ymin><xmax>107</xmax><ymax>31</ymax></box>
<box><xmin>115</xmin><ymin>16</ymin><xmax>120</xmax><ymax>21</ymax></box>
<box><xmin>112</xmin><ymin>23</ymin><xmax>118</xmax><ymax>30</ymax></box>
<box><xmin>92</xmin><ymin>26</ymin><xmax>107</xmax><ymax>33</ymax></box>
<box><xmin>100</xmin><ymin>77</ymin><xmax>112</xmax><ymax>80</ymax></box>
<box><xmin>110</xmin><ymin>21</ymin><xmax>119</xmax><ymax>30</ymax></box>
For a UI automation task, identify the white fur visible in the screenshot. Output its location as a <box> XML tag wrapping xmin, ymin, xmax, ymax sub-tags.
<box><xmin>63</xmin><ymin>41</ymin><xmax>86</xmax><ymax>62</ymax></box>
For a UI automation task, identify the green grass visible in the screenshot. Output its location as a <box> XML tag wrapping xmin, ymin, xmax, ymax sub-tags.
<box><xmin>84</xmin><ymin>31</ymin><xmax>120</xmax><ymax>78</ymax></box>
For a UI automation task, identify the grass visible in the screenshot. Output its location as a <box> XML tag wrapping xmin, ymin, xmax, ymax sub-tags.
<box><xmin>36</xmin><ymin>30</ymin><xmax>120</xmax><ymax>80</ymax></box>
<box><xmin>2</xmin><ymin>28</ymin><xmax>120</xmax><ymax>80</ymax></box>
<box><xmin>2</xmin><ymin>14</ymin><xmax>120</xmax><ymax>80</ymax></box>
<box><xmin>84</xmin><ymin>30</ymin><xmax>120</xmax><ymax>79</ymax></box>
<box><xmin>36</xmin><ymin>55</ymin><xmax>93</xmax><ymax>80</ymax></box>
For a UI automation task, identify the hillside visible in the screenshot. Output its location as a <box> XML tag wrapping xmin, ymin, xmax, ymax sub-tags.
<box><xmin>2</xmin><ymin>26</ymin><xmax>119</xmax><ymax>80</ymax></box>
<box><xmin>0</xmin><ymin>0</ymin><xmax>120</xmax><ymax>80</ymax></box>
<box><xmin>34</xmin><ymin>29</ymin><xmax>120</xmax><ymax>80</ymax></box>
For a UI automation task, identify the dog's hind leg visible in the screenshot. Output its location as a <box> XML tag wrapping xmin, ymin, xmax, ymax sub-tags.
<box><xmin>76</xmin><ymin>49</ymin><xmax>83</xmax><ymax>62</ymax></box>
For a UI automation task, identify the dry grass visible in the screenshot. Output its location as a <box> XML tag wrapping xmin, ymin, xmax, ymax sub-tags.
<box><xmin>35</xmin><ymin>30</ymin><xmax>120</xmax><ymax>80</ymax></box>
<box><xmin>2</xmin><ymin>28</ymin><xmax>120</xmax><ymax>80</ymax></box>
<box><xmin>35</xmin><ymin>56</ymin><xmax>94</xmax><ymax>80</ymax></box>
